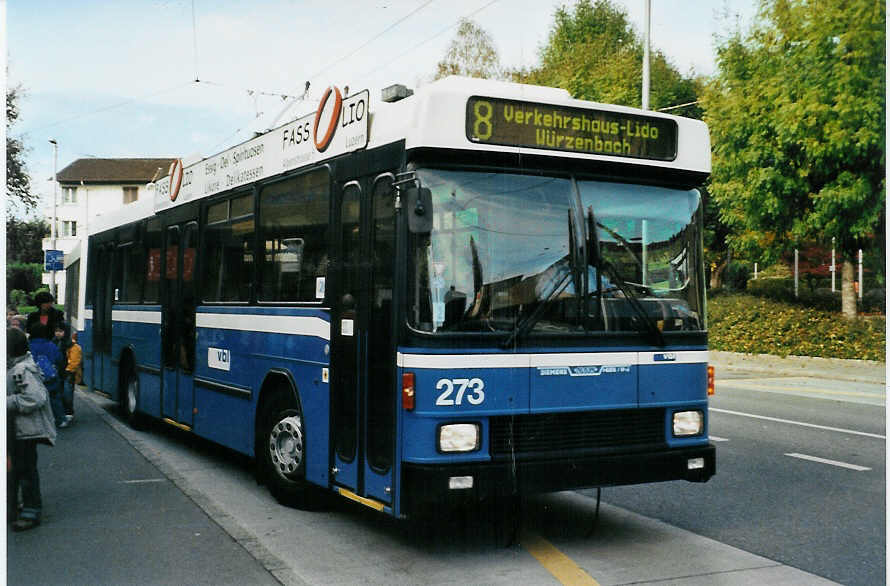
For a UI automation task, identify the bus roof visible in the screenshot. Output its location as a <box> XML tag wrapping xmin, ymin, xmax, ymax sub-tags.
<box><xmin>93</xmin><ymin>76</ymin><xmax>709</xmax><ymax>232</ymax></box>
<box><xmin>373</xmin><ymin>76</ymin><xmax>710</xmax><ymax>175</ymax></box>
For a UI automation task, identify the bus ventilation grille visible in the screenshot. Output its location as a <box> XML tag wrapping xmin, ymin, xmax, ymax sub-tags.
<box><xmin>489</xmin><ymin>408</ymin><xmax>666</xmax><ymax>457</ymax></box>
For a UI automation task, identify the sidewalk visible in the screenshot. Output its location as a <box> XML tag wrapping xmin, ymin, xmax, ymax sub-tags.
<box><xmin>6</xmin><ymin>387</ymin><xmax>280</xmax><ymax>586</ymax></box>
<box><xmin>709</xmin><ymin>350</ymin><xmax>885</xmax><ymax>385</ymax></box>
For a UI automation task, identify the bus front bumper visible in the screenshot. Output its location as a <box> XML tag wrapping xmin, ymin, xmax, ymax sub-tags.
<box><xmin>401</xmin><ymin>444</ymin><xmax>715</xmax><ymax>516</ymax></box>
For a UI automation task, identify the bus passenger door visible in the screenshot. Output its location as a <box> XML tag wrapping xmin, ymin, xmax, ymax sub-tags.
<box><xmin>161</xmin><ymin>220</ymin><xmax>198</xmax><ymax>428</ymax></box>
<box><xmin>331</xmin><ymin>175</ymin><xmax>397</xmax><ymax>506</ymax></box>
<box><xmin>91</xmin><ymin>243</ymin><xmax>115</xmax><ymax>393</ymax></box>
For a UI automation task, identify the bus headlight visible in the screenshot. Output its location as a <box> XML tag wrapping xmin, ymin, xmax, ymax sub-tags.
<box><xmin>672</xmin><ymin>410</ymin><xmax>703</xmax><ymax>437</ymax></box>
<box><xmin>438</xmin><ymin>423</ymin><xmax>480</xmax><ymax>452</ymax></box>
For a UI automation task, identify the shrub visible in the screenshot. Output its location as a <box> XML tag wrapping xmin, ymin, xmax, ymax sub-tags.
<box><xmin>6</xmin><ymin>262</ymin><xmax>42</xmax><ymax>294</ymax></box>
<box><xmin>862</xmin><ymin>288</ymin><xmax>885</xmax><ymax>313</ymax></box>
<box><xmin>722</xmin><ymin>261</ymin><xmax>750</xmax><ymax>291</ymax></box>
<box><xmin>8</xmin><ymin>289</ymin><xmax>28</xmax><ymax>309</ymax></box>
<box><xmin>747</xmin><ymin>277</ymin><xmax>883</xmax><ymax>314</ymax></box>
<box><xmin>748</xmin><ymin>277</ymin><xmax>796</xmax><ymax>303</ymax></box>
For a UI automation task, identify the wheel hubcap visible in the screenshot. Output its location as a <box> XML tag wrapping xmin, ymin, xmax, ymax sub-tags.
<box><xmin>269</xmin><ymin>415</ymin><xmax>303</xmax><ymax>480</ymax></box>
<box><xmin>127</xmin><ymin>378</ymin><xmax>137</xmax><ymax>414</ymax></box>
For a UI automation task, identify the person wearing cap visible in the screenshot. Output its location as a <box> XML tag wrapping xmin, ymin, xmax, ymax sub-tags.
<box><xmin>25</xmin><ymin>292</ymin><xmax>65</xmax><ymax>341</ymax></box>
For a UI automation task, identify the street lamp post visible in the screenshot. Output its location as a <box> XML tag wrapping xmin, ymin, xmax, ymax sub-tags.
<box><xmin>642</xmin><ymin>0</ymin><xmax>651</xmax><ymax>110</ymax></box>
<box><xmin>49</xmin><ymin>139</ymin><xmax>58</xmax><ymax>301</ymax></box>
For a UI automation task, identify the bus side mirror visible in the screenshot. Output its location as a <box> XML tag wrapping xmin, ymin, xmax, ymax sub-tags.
<box><xmin>405</xmin><ymin>187</ymin><xmax>433</xmax><ymax>234</ymax></box>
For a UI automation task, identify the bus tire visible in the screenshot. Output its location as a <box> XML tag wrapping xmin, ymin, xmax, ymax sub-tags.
<box><xmin>258</xmin><ymin>391</ymin><xmax>323</xmax><ymax>510</ymax></box>
<box><xmin>121</xmin><ymin>368</ymin><xmax>147</xmax><ymax>430</ymax></box>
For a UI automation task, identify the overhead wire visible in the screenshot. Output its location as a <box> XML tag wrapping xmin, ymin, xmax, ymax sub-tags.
<box><xmin>267</xmin><ymin>0</ymin><xmax>436</xmax><ymax>128</ymax></box>
<box><xmin>366</xmin><ymin>0</ymin><xmax>500</xmax><ymax>77</ymax></box>
<box><xmin>25</xmin><ymin>2</ymin><xmax>502</xmax><ymax>158</ymax></box>
<box><xmin>21</xmin><ymin>81</ymin><xmax>196</xmax><ymax>133</ymax></box>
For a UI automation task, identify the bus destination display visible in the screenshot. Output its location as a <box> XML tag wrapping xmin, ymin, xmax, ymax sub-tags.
<box><xmin>466</xmin><ymin>96</ymin><xmax>678</xmax><ymax>161</ymax></box>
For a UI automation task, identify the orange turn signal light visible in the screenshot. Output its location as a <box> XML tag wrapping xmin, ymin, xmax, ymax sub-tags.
<box><xmin>707</xmin><ymin>365</ymin><xmax>715</xmax><ymax>396</ymax></box>
<box><xmin>402</xmin><ymin>372</ymin><xmax>415</xmax><ymax>410</ymax></box>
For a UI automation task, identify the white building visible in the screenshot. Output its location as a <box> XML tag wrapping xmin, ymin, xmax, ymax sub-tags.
<box><xmin>43</xmin><ymin>158</ymin><xmax>176</xmax><ymax>329</ymax></box>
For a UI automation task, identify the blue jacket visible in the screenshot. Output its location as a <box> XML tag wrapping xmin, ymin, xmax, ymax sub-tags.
<box><xmin>28</xmin><ymin>337</ymin><xmax>62</xmax><ymax>383</ymax></box>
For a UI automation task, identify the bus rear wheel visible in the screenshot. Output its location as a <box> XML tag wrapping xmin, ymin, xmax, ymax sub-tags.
<box><xmin>258</xmin><ymin>392</ymin><xmax>324</xmax><ymax>509</ymax></box>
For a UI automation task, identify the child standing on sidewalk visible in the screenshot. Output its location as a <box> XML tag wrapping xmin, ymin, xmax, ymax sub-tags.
<box><xmin>62</xmin><ymin>329</ymin><xmax>82</xmax><ymax>423</ymax></box>
<box><xmin>7</xmin><ymin>327</ymin><xmax>57</xmax><ymax>531</ymax></box>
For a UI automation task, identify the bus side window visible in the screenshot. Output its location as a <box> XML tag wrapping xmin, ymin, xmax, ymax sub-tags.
<box><xmin>204</xmin><ymin>194</ymin><xmax>255</xmax><ymax>302</ymax></box>
<box><xmin>259</xmin><ymin>169</ymin><xmax>330</xmax><ymax>302</ymax></box>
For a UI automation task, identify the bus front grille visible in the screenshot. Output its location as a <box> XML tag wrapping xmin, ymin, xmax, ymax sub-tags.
<box><xmin>489</xmin><ymin>408</ymin><xmax>666</xmax><ymax>457</ymax></box>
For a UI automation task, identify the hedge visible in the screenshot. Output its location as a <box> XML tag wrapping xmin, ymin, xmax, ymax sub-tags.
<box><xmin>745</xmin><ymin>277</ymin><xmax>885</xmax><ymax>313</ymax></box>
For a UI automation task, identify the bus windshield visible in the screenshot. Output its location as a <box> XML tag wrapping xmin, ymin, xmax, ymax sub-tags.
<box><xmin>410</xmin><ymin>168</ymin><xmax>705</xmax><ymax>337</ymax></box>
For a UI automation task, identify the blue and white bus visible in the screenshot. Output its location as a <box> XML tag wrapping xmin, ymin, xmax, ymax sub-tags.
<box><xmin>83</xmin><ymin>76</ymin><xmax>715</xmax><ymax>517</ymax></box>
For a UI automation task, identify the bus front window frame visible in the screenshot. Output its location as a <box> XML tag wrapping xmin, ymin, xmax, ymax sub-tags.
<box><xmin>406</xmin><ymin>166</ymin><xmax>707</xmax><ymax>342</ymax></box>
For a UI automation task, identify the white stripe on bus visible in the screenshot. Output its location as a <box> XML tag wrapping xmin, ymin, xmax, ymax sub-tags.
<box><xmin>195</xmin><ymin>313</ymin><xmax>331</xmax><ymax>340</ymax></box>
<box><xmin>397</xmin><ymin>352</ymin><xmax>708</xmax><ymax>369</ymax></box>
<box><xmin>111</xmin><ymin>310</ymin><xmax>162</xmax><ymax>324</ymax></box>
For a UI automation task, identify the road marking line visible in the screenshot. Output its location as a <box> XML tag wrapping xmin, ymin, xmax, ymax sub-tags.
<box><xmin>710</xmin><ymin>435</ymin><xmax>730</xmax><ymax>442</ymax></box>
<box><xmin>720</xmin><ymin>380</ymin><xmax>885</xmax><ymax>400</ymax></box>
<box><xmin>521</xmin><ymin>530</ymin><xmax>601</xmax><ymax>585</ymax></box>
<box><xmin>120</xmin><ymin>478</ymin><xmax>167</xmax><ymax>484</ymax></box>
<box><xmin>711</xmin><ymin>408</ymin><xmax>886</xmax><ymax>439</ymax></box>
<box><xmin>785</xmin><ymin>453</ymin><xmax>871</xmax><ymax>471</ymax></box>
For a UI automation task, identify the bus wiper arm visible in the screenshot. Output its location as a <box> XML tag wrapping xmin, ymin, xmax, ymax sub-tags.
<box><xmin>501</xmin><ymin>210</ymin><xmax>580</xmax><ymax>349</ymax></box>
<box><xmin>585</xmin><ymin>207</ymin><xmax>664</xmax><ymax>347</ymax></box>
<box><xmin>501</xmin><ymin>269</ymin><xmax>572</xmax><ymax>350</ymax></box>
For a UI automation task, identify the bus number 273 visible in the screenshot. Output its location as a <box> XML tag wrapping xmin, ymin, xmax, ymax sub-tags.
<box><xmin>435</xmin><ymin>378</ymin><xmax>485</xmax><ymax>406</ymax></box>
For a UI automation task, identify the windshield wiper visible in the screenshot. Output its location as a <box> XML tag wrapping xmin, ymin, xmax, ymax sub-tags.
<box><xmin>500</xmin><ymin>269</ymin><xmax>572</xmax><ymax>349</ymax></box>
<box><xmin>501</xmin><ymin>210</ymin><xmax>578</xmax><ymax>349</ymax></box>
<box><xmin>586</xmin><ymin>207</ymin><xmax>665</xmax><ymax>347</ymax></box>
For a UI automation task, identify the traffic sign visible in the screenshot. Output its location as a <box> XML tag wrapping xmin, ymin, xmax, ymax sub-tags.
<box><xmin>44</xmin><ymin>249</ymin><xmax>64</xmax><ymax>271</ymax></box>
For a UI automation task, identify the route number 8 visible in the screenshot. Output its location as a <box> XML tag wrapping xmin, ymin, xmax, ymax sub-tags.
<box><xmin>473</xmin><ymin>101</ymin><xmax>493</xmax><ymax>141</ymax></box>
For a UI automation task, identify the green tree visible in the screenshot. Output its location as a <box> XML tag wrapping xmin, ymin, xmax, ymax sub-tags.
<box><xmin>7</xmin><ymin>85</ymin><xmax>38</xmax><ymax>212</ymax></box>
<box><xmin>7</xmin><ymin>217</ymin><xmax>49</xmax><ymax>263</ymax></box>
<box><xmin>516</xmin><ymin>1</ymin><xmax>727</xmax><ymax>278</ymax></box>
<box><xmin>435</xmin><ymin>18</ymin><xmax>502</xmax><ymax>80</ymax></box>
<box><xmin>520</xmin><ymin>0</ymin><xmax>701</xmax><ymax>115</ymax></box>
<box><xmin>703</xmin><ymin>0</ymin><xmax>885</xmax><ymax>317</ymax></box>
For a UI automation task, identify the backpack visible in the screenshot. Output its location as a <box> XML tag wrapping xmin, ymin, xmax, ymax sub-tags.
<box><xmin>34</xmin><ymin>352</ymin><xmax>58</xmax><ymax>382</ymax></box>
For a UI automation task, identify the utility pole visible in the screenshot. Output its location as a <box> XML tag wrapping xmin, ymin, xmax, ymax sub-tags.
<box><xmin>831</xmin><ymin>236</ymin><xmax>837</xmax><ymax>293</ymax></box>
<box><xmin>49</xmin><ymin>139</ymin><xmax>58</xmax><ymax>301</ymax></box>
<box><xmin>642</xmin><ymin>0</ymin><xmax>651</xmax><ymax>110</ymax></box>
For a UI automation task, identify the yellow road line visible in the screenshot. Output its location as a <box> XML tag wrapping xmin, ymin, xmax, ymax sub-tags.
<box><xmin>521</xmin><ymin>530</ymin><xmax>600</xmax><ymax>585</ymax></box>
<box><xmin>719</xmin><ymin>381</ymin><xmax>884</xmax><ymax>399</ymax></box>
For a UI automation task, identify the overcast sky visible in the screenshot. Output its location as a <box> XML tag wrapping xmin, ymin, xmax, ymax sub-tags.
<box><xmin>7</xmin><ymin>0</ymin><xmax>755</xmax><ymax>213</ymax></box>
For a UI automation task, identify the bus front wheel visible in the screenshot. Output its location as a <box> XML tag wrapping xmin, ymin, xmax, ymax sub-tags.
<box><xmin>258</xmin><ymin>392</ymin><xmax>323</xmax><ymax>509</ymax></box>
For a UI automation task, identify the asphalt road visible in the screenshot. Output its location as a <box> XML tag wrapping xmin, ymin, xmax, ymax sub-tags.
<box><xmin>591</xmin><ymin>364</ymin><xmax>886</xmax><ymax>586</ymax></box>
<box><xmin>8</xmin><ymin>354</ymin><xmax>882</xmax><ymax>585</ymax></box>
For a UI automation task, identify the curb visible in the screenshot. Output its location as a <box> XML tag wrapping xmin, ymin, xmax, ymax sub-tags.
<box><xmin>709</xmin><ymin>350</ymin><xmax>885</xmax><ymax>385</ymax></box>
